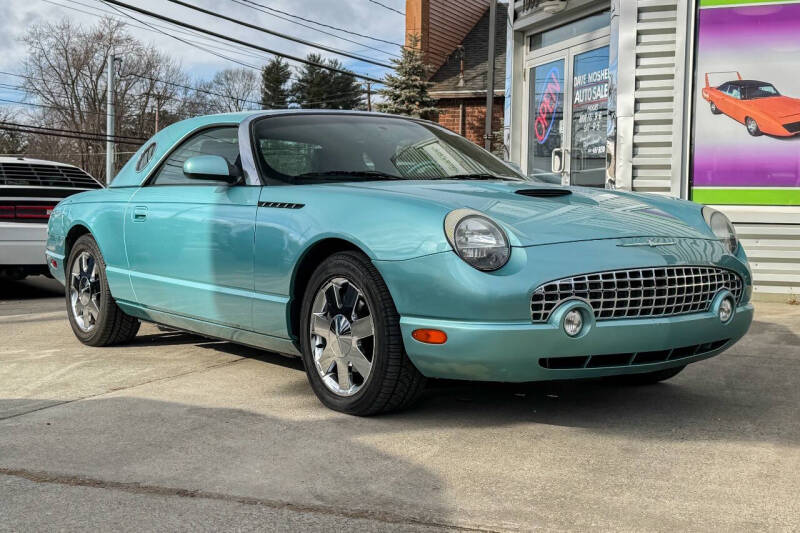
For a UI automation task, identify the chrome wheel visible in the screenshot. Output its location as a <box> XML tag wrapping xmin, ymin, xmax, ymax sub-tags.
<box><xmin>746</xmin><ymin>117</ymin><xmax>759</xmax><ymax>135</ymax></box>
<box><xmin>70</xmin><ymin>251</ymin><xmax>100</xmax><ymax>332</ymax></box>
<box><xmin>309</xmin><ymin>277</ymin><xmax>375</xmax><ymax>397</ymax></box>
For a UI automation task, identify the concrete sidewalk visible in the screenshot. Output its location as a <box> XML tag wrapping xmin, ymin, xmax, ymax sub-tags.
<box><xmin>1</xmin><ymin>278</ymin><xmax>799</xmax><ymax>531</ymax></box>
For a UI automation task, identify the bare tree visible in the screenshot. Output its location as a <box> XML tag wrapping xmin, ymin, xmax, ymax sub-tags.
<box><xmin>0</xmin><ymin>109</ymin><xmax>29</xmax><ymax>155</ymax></box>
<box><xmin>19</xmin><ymin>17</ymin><xmax>200</xmax><ymax>181</ymax></box>
<box><xmin>200</xmin><ymin>67</ymin><xmax>261</xmax><ymax>114</ymax></box>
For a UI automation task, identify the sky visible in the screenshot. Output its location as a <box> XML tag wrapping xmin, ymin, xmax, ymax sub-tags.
<box><xmin>0</xmin><ymin>0</ymin><xmax>406</xmax><ymax>103</ymax></box>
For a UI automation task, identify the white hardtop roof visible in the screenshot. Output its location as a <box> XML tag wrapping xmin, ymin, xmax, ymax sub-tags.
<box><xmin>0</xmin><ymin>156</ymin><xmax>81</xmax><ymax>168</ymax></box>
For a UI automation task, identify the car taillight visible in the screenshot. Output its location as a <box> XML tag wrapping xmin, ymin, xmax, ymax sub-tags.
<box><xmin>15</xmin><ymin>205</ymin><xmax>55</xmax><ymax>219</ymax></box>
<box><xmin>0</xmin><ymin>204</ymin><xmax>56</xmax><ymax>220</ymax></box>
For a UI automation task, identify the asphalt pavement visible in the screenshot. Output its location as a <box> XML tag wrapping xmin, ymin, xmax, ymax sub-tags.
<box><xmin>1</xmin><ymin>276</ymin><xmax>799</xmax><ymax>531</ymax></box>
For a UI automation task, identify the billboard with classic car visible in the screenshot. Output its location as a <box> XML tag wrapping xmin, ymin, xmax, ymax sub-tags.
<box><xmin>692</xmin><ymin>1</ymin><xmax>800</xmax><ymax>206</ymax></box>
<box><xmin>702</xmin><ymin>73</ymin><xmax>800</xmax><ymax>137</ymax></box>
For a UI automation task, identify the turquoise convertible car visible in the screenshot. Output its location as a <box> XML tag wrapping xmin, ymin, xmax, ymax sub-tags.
<box><xmin>46</xmin><ymin>111</ymin><xmax>753</xmax><ymax>415</ymax></box>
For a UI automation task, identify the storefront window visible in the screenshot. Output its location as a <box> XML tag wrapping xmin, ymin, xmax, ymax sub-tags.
<box><xmin>526</xmin><ymin>59</ymin><xmax>565</xmax><ymax>181</ymax></box>
<box><xmin>570</xmin><ymin>46</ymin><xmax>609</xmax><ymax>187</ymax></box>
<box><xmin>529</xmin><ymin>10</ymin><xmax>610</xmax><ymax>50</ymax></box>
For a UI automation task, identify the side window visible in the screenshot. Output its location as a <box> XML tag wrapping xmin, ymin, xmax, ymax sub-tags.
<box><xmin>259</xmin><ymin>138</ymin><xmax>321</xmax><ymax>177</ymax></box>
<box><xmin>730</xmin><ymin>87</ymin><xmax>741</xmax><ymax>100</ymax></box>
<box><xmin>135</xmin><ymin>142</ymin><xmax>156</xmax><ymax>172</ymax></box>
<box><xmin>150</xmin><ymin>127</ymin><xmax>240</xmax><ymax>186</ymax></box>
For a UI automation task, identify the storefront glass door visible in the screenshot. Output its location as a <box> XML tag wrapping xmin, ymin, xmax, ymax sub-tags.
<box><xmin>525</xmin><ymin>36</ymin><xmax>610</xmax><ymax>187</ymax></box>
<box><xmin>526</xmin><ymin>57</ymin><xmax>566</xmax><ymax>183</ymax></box>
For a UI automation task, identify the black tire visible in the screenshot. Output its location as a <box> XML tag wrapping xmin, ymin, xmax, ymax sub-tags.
<box><xmin>299</xmin><ymin>251</ymin><xmax>425</xmax><ymax>416</ymax></box>
<box><xmin>710</xmin><ymin>101</ymin><xmax>721</xmax><ymax>115</ymax></box>
<box><xmin>607</xmin><ymin>365</ymin><xmax>686</xmax><ymax>386</ymax></box>
<box><xmin>65</xmin><ymin>234</ymin><xmax>140</xmax><ymax>346</ymax></box>
<box><xmin>746</xmin><ymin>117</ymin><xmax>762</xmax><ymax>137</ymax></box>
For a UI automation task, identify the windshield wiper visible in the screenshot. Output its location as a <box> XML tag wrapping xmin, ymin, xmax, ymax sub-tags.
<box><xmin>444</xmin><ymin>173</ymin><xmax>522</xmax><ymax>182</ymax></box>
<box><xmin>295</xmin><ymin>170</ymin><xmax>404</xmax><ymax>180</ymax></box>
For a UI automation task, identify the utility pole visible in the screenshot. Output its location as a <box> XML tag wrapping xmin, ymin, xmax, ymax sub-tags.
<box><xmin>366</xmin><ymin>82</ymin><xmax>372</xmax><ymax>112</ymax></box>
<box><xmin>484</xmin><ymin>0</ymin><xmax>497</xmax><ymax>152</ymax></box>
<box><xmin>155</xmin><ymin>104</ymin><xmax>160</xmax><ymax>133</ymax></box>
<box><xmin>106</xmin><ymin>51</ymin><xmax>116</xmax><ymax>184</ymax></box>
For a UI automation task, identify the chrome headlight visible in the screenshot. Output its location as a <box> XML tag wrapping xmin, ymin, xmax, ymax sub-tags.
<box><xmin>444</xmin><ymin>209</ymin><xmax>510</xmax><ymax>271</ymax></box>
<box><xmin>702</xmin><ymin>206</ymin><xmax>738</xmax><ymax>253</ymax></box>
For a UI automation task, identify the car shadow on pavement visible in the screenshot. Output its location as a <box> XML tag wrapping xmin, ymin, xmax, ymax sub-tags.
<box><xmin>37</xmin><ymin>310</ymin><xmax>797</xmax><ymax>449</ymax></box>
<box><xmin>0</xmin><ymin>395</ymin><xmax>456</xmax><ymax>530</ymax></box>
<box><xmin>146</xmin><ymin>327</ymin><xmax>800</xmax><ymax>448</ymax></box>
<box><xmin>0</xmin><ymin>276</ymin><xmax>63</xmax><ymax>300</ymax></box>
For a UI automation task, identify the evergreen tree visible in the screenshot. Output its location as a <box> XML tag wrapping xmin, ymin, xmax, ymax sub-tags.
<box><xmin>377</xmin><ymin>34</ymin><xmax>437</xmax><ymax>119</ymax></box>
<box><xmin>261</xmin><ymin>57</ymin><xmax>291</xmax><ymax>109</ymax></box>
<box><xmin>291</xmin><ymin>53</ymin><xmax>363</xmax><ymax>109</ymax></box>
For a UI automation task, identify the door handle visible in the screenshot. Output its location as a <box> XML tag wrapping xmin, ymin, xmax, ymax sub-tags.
<box><xmin>551</xmin><ymin>148</ymin><xmax>564</xmax><ymax>173</ymax></box>
<box><xmin>132</xmin><ymin>206</ymin><xmax>148</xmax><ymax>222</ymax></box>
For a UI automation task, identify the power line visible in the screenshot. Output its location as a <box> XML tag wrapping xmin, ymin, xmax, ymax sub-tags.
<box><xmin>229</xmin><ymin>0</ymin><xmax>398</xmax><ymax>60</ymax></box>
<box><xmin>4</xmin><ymin>121</ymin><xmax>147</xmax><ymax>141</ymax></box>
<box><xmin>0</xmin><ymin>95</ymin><xmax>157</xmax><ymax>120</ymax></box>
<box><xmin>0</xmin><ymin>151</ymin><xmax>138</xmax><ymax>157</ymax></box>
<box><xmin>99</xmin><ymin>0</ymin><xmax>384</xmax><ymax>83</ymax></box>
<box><xmin>234</xmin><ymin>0</ymin><xmax>403</xmax><ymax>51</ymax></box>
<box><xmin>165</xmin><ymin>0</ymin><xmax>394</xmax><ymax>69</ymax></box>
<box><xmin>53</xmin><ymin>1</ymin><xmax>374</xmax><ymax>108</ymax></box>
<box><xmin>57</xmin><ymin>0</ymin><xmax>383</xmax><ymax>88</ymax></box>
<box><xmin>366</xmin><ymin>0</ymin><xmax>405</xmax><ymax>16</ymax></box>
<box><xmin>1</xmin><ymin>69</ymin><xmax>369</xmax><ymax>115</ymax></box>
<box><xmin>47</xmin><ymin>0</ymin><xmax>294</xmax><ymax>67</ymax></box>
<box><xmin>99</xmin><ymin>0</ymin><xmax>383</xmax><ymax>103</ymax></box>
<box><xmin>0</xmin><ymin>125</ymin><xmax>145</xmax><ymax>145</ymax></box>
<box><xmin>98</xmin><ymin>0</ymin><xmax>264</xmax><ymax>74</ymax></box>
<box><xmin>0</xmin><ymin>122</ymin><xmax>148</xmax><ymax>142</ymax></box>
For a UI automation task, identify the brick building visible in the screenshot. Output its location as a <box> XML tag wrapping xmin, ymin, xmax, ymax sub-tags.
<box><xmin>405</xmin><ymin>0</ymin><xmax>507</xmax><ymax>150</ymax></box>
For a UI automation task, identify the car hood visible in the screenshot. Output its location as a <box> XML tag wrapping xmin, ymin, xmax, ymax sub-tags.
<box><xmin>336</xmin><ymin>180</ymin><xmax>710</xmax><ymax>246</ymax></box>
<box><xmin>748</xmin><ymin>96</ymin><xmax>800</xmax><ymax>118</ymax></box>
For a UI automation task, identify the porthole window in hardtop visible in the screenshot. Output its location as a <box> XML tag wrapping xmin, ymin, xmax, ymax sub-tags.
<box><xmin>135</xmin><ymin>142</ymin><xmax>157</xmax><ymax>172</ymax></box>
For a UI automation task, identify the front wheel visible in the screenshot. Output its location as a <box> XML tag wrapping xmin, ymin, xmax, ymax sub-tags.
<box><xmin>66</xmin><ymin>234</ymin><xmax>140</xmax><ymax>346</ymax></box>
<box><xmin>746</xmin><ymin>117</ymin><xmax>762</xmax><ymax>136</ymax></box>
<box><xmin>606</xmin><ymin>365</ymin><xmax>686</xmax><ymax>386</ymax></box>
<box><xmin>299</xmin><ymin>251</ymin><xmax>425</xmax><ymax>415</ymax></box>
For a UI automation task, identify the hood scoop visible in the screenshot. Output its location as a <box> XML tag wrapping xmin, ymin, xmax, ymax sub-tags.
<box><xmin>515</xmin><ymin>188</ymin><xmax>572</xmax><ymax>198</ymax></box>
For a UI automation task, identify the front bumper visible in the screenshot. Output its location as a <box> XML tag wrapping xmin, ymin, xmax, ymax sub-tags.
<box><xmin>0</xmin><ymin>222</ymin><xmax>48</xmax><ymax>266</ymax></box>
<box><xmin>400</xmin><ymin>302</ymin><xmax>753</xmax><ymax>381</ymax></box>
<box><xmin>375</xmin><ymin>237</ymin><xmax>753</xmax><ymax>382</ymax></box>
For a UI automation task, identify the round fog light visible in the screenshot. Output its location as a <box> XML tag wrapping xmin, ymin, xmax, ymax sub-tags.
<box><xmin>719</xmin><ymin>298</ymin><xmax>734</xmax><ymax>323</ymax></box>
<box><xmin>564</xmin><ymin>309</ymin><xmax>583</xmax><ymax>337</ymax></box>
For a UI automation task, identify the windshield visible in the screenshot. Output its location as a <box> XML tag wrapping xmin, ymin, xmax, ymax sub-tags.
<box><xmin>252</xmin><ymin>114</ymin><xmax>525</xmax><ymax>184</ymax></box>
<box><xmin>743</xmin><ymin>84</ymin><xmax>780</xmax><ymax>99</ymax></box>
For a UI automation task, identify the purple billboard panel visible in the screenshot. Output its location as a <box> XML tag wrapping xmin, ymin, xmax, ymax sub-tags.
<box><xmin>692</xmin><ymin>2</ymin><xmax>800</xmax><ymax>205</ymax></box>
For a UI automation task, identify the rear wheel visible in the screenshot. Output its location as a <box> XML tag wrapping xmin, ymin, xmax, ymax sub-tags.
<box><xmin>66</xmin><ymin>235</ymin><xmax>140</xmax><ymax>346</ymax></box>
<box><xmin>710</xmin><ymin>101</ymin><xmax>721</xmax><ymax>115</ymax></box>
<box><xmin>299</xmin><ymin>251</ymin><xmax>425</xmax><ymax>415</ymax></box>
<box><xmin>607</xmin><ymin>365</ymin><xmax>686</xmax><ymax>386</ymax></box>
<box><xmin>746</xmin><ymin>117</ymin><xmax>762</xmax><ymax>136</ymax></box>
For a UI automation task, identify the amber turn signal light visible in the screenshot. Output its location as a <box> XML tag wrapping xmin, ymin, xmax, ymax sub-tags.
<box><xmin>412</xmin><ymin>329</ymin><xmax>447</xmax><ymax>344</ymax></box>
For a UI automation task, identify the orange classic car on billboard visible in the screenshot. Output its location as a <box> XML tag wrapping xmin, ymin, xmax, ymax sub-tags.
<box><xmin>702</xmin><ymin>72</ymin><xmax>800</xmax><ymax>137</ymax></box>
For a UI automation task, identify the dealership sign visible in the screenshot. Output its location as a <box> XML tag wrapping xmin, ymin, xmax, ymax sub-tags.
<box><xmin>534</xmin><ymin>66</ymin><xmax>562</xmax><ymax>144</ymax></box>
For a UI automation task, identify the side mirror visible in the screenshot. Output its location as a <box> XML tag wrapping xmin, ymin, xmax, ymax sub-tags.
<box><xmin>183</xmin><ymin>155</ymin><xmax>240</xmax><ymax>184</ymax></box>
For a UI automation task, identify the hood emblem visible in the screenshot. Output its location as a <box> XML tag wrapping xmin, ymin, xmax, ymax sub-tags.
<box><xmin>617</xmin><ymin>240</ymin><xmax>677</xmax><ymax>248</ymax></box>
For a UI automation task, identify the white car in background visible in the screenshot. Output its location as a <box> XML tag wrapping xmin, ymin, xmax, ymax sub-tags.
<box><xmin>0</xmin><ymin>157</ymin><xmax>102</xmax><ymax>280</ymax></box>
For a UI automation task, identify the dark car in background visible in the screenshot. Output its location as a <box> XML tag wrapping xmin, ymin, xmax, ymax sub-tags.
<box><xmin>1</xmin><ymin>157</ymin><xmax>102</xmax><ymax>280</ymax></box>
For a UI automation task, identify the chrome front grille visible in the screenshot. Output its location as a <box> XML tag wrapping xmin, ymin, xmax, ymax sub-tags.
<box><xmin>531</xmin><ymin>266</ymin><xmax>743</xmax><ymax>323</ymax></box>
